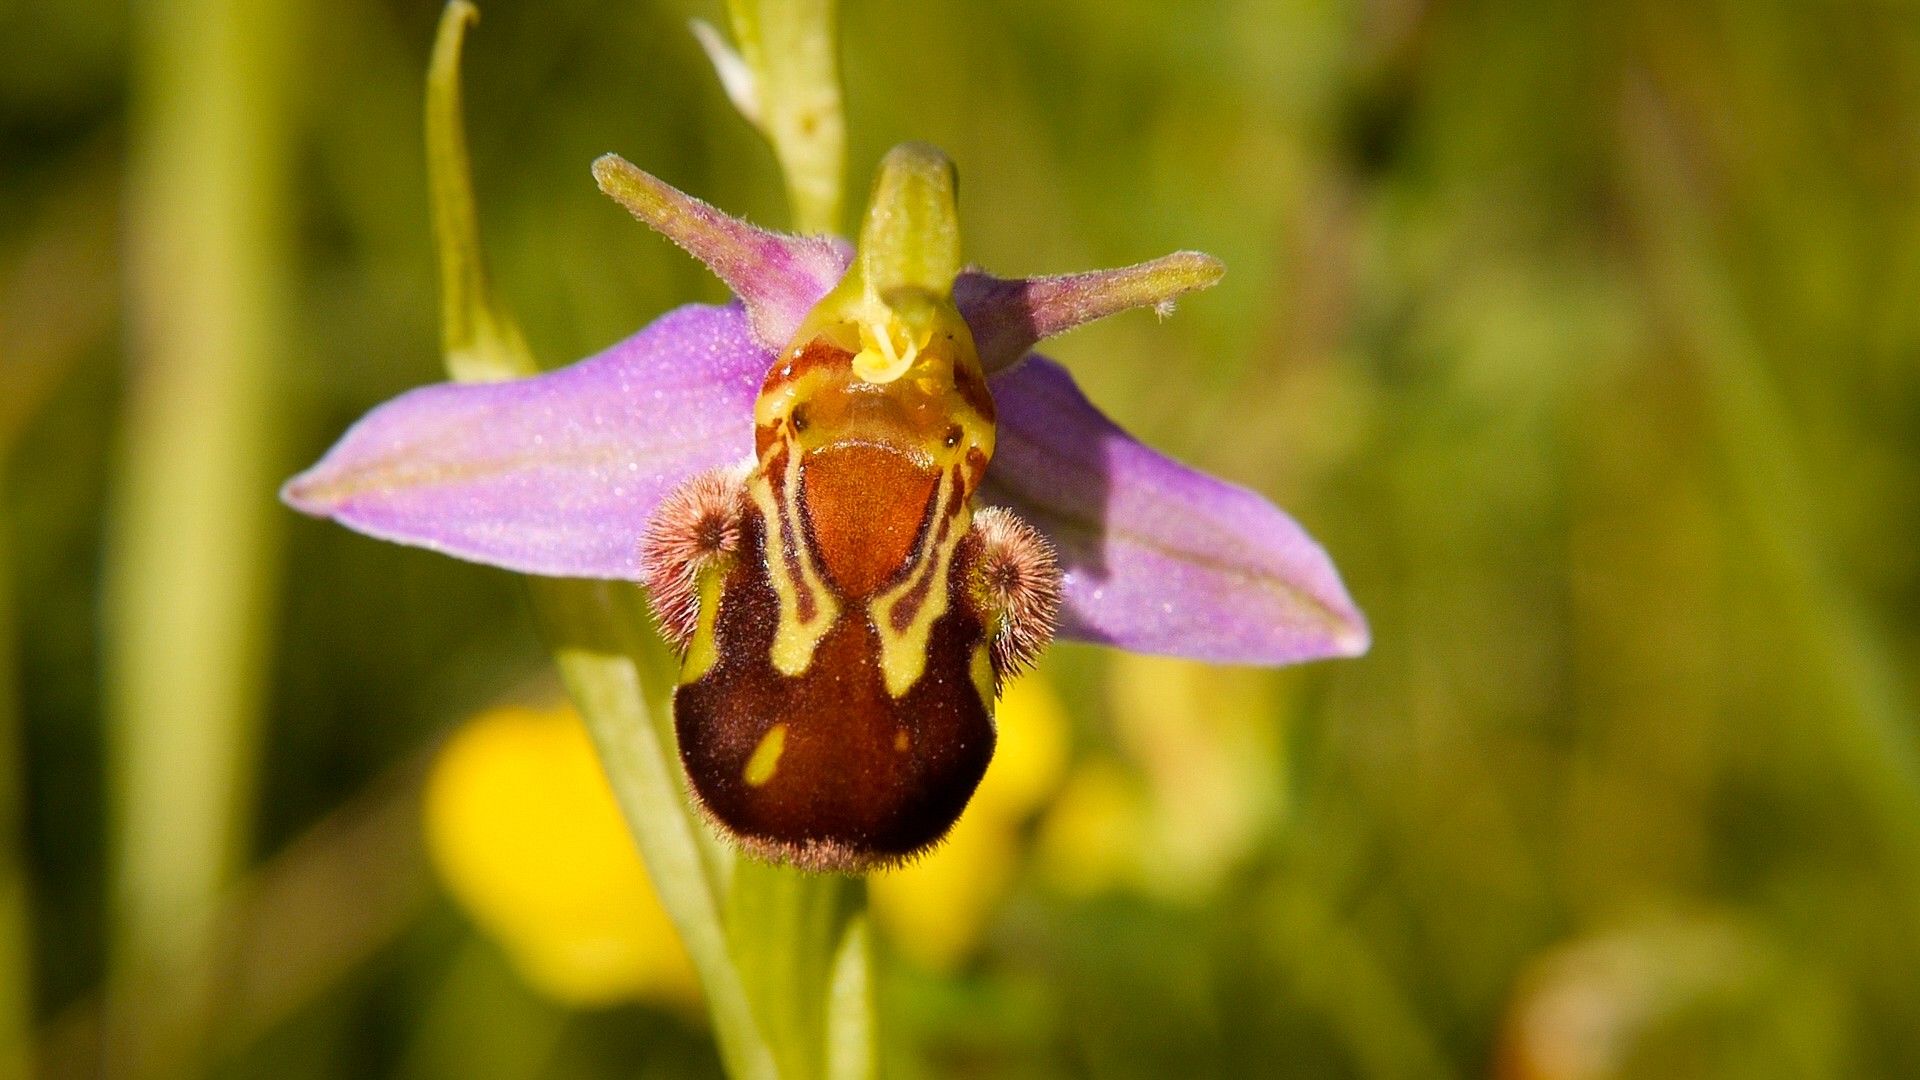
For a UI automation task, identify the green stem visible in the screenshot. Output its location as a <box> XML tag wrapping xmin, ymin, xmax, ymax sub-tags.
<box><xmin>716</xmin><ymin>0</ymin><xmax>847</xmax><ymax>234</ymax></box>
<box><xmin>529</xmin><ymin>580</ymin><xmax>778</xmax><ymax>1080</ymax></box>
<box><xmin>0</xmin><ymin>477</ymin><xmax>30</xmax><ymax>1080</ymax></box>
<box><xmin>105</xmin><ymin>0</ymin><xmax>294</xmax><ymax>1073</ymax></box>
<box><xmin>823</xmin><ymin>915</ymin><xmax>877</xmax><ymax>1080</ymax></box>
<box><xmin>727</xmin><ymin>861</ymin><xmax>865</xmax><ymax>1080</ymax></box>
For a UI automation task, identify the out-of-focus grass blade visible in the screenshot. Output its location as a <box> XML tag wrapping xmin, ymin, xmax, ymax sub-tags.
<box><xmin>103</xmin><ymin>0</ymin><xmax>295</xmax><ymax>1073</ymax></box>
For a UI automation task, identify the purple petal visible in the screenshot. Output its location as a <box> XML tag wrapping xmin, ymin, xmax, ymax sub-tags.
<box><xmin>282</xmin><ymin>303</ymin><xmax>765</xmax><ymax>579</ymax></box>
<box><xmin>982</xmin><ymin>355</ymin><xmax>1368</xmax><ymax>665</ymax></box>
<box><xmin>955</xmin><ymin>252</ymin><xmax>1225</xmax><ymax>373</ymax></box>
<box><xmin>593</xmin><ymin>155</ymin><xmax>850</xmax><ymax>350</ymax></box>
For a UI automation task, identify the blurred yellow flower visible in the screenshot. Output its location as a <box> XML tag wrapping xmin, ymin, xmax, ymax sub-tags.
<box><xmin>1037</xmin><ymin>654</ymin><xmax>1284</xmax><ymax>904</ymax></box>
<box><xmin>423</xmin><ymin>702</ymin><xmax>699</xmax><ymax>1009</ymax></box>
<box><xmin>868</xmin><ymin>673</ymin><xmax>1070</xmax><ymax>971</ymax></box>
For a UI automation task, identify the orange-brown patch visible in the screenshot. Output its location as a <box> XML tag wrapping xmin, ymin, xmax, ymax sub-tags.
<box><xmin>800</xmin><ymin>443</ymin><xmax>938</xmax><ymax>597</ymax></box>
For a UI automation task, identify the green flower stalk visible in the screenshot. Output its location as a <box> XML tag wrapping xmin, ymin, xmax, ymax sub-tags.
<box><xmin>693</xmin><ymin>0</ymin><xmax>846</xmax><ymax>234</ymax></box>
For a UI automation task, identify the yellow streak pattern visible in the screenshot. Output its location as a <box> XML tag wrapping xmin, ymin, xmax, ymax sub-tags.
<box><xmin>749</xmin><ymin>443</ymin><xmax>839</xmax><ymax>678</ymax></box>
<box><xmin>872</xmin><ymin>471</ymin><xmax>969</xmax><ymax>699</ymax></box>
<box><xmin>742</xmin><ymin>724</ymin><xmax>787</xmax><ymax>787</ymax></box>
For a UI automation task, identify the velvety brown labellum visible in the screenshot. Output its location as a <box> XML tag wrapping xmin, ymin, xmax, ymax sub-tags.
<box><xmin>674</xmin><ymin>510</ymin><xmax>995</xmax><ymax>872</ymax></box>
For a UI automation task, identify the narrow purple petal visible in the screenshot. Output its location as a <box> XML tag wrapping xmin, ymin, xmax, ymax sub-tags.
<box><xmin>982</xmin><ymin>355</ymin><xmax>1368</xmax><ymax>665</ymax></box>
<box><xmin>593</xmin><ymin>155</ymin><xmax>850</xmax><ymax>350</ymax></box>
<box><xmin>955</xmin><ymin>252</ymin><xmax>1225</xmax><ymax>373</ymax></box>
<box><xmin>282</xmin><ymin>304</ymin><xmax>766</xmax><ymax>579</ymax></box>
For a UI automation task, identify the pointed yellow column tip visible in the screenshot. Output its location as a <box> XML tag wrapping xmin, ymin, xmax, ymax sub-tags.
<box><xmin>857</xmin><ymin>142</ymin><xmax>963</xmax><ymax>301</ymax></box>
<box><xmin>791</xmin><ymin>142</ymin><xmax>979</xmax><ymax>386</ymax></box>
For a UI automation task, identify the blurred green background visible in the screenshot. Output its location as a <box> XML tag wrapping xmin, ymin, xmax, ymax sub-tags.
<box><xmin>5</xmin><ymin>0</ymin><xmax>1920</xmax><ymax>1077</ymax></box>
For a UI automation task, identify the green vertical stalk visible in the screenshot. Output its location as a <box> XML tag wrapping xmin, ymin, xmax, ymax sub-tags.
<box><xmin>0</xmin><ymin>480</ymin><xmax>29</xmax><ymax>1080</ymax></box>
<box><xmin>106</xmin><ymin>0</ymin><xmax>294</xmax><ymax>1073</ymax></box>
<box><xmin>728</xmin><ymin>861</ymin><xmax>861</xmax><ymax>1079</ymax></box>
<box><xmin>529</xmin><ymin>581</ymin><xmax>777</xmax><ymax>1080</ymax></box>
<box><xmin>698</xmin><ymin>0</ymin><xmax>847</xmax><ymax>234</ymax></box>
<box><xmin>736</xmin><ymin>0</ymin><xmax>845</xmax><ymax>234</ymax></box>
<box><xmin>822</xmin><ymin>914</ymin><xmax>876</xmax><ymax>1080</ymax></box>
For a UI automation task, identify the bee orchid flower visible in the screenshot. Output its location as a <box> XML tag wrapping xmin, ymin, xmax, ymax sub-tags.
<box><xmin>283</xmin><ymin>143</ymin><xmax>1367</xmax><ymax>872</ymax></box>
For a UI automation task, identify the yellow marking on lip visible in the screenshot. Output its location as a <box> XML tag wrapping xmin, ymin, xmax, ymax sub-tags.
<box><xmin>749</xmin><ymin>445</ymin><xmax>839</xmax><ymax>677</ymax></box>
<box><xmin>678</xmin><ymin>571</ymin><xmax>728</xmax><ymax>685</ymax></box>
<box><xmin>969</xmin><ymin>642</ymin><xmax>996</xmax><ymax>710</ymax></box>
<box><xmin>744</xmin><ymin>724</ymin><xmax>787</xmax><ymax>787</ymax></box>
<box><xmin>873</xmin><ymin>475</ymin><xmax>968</xmax><ymax>698</ymax></box>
